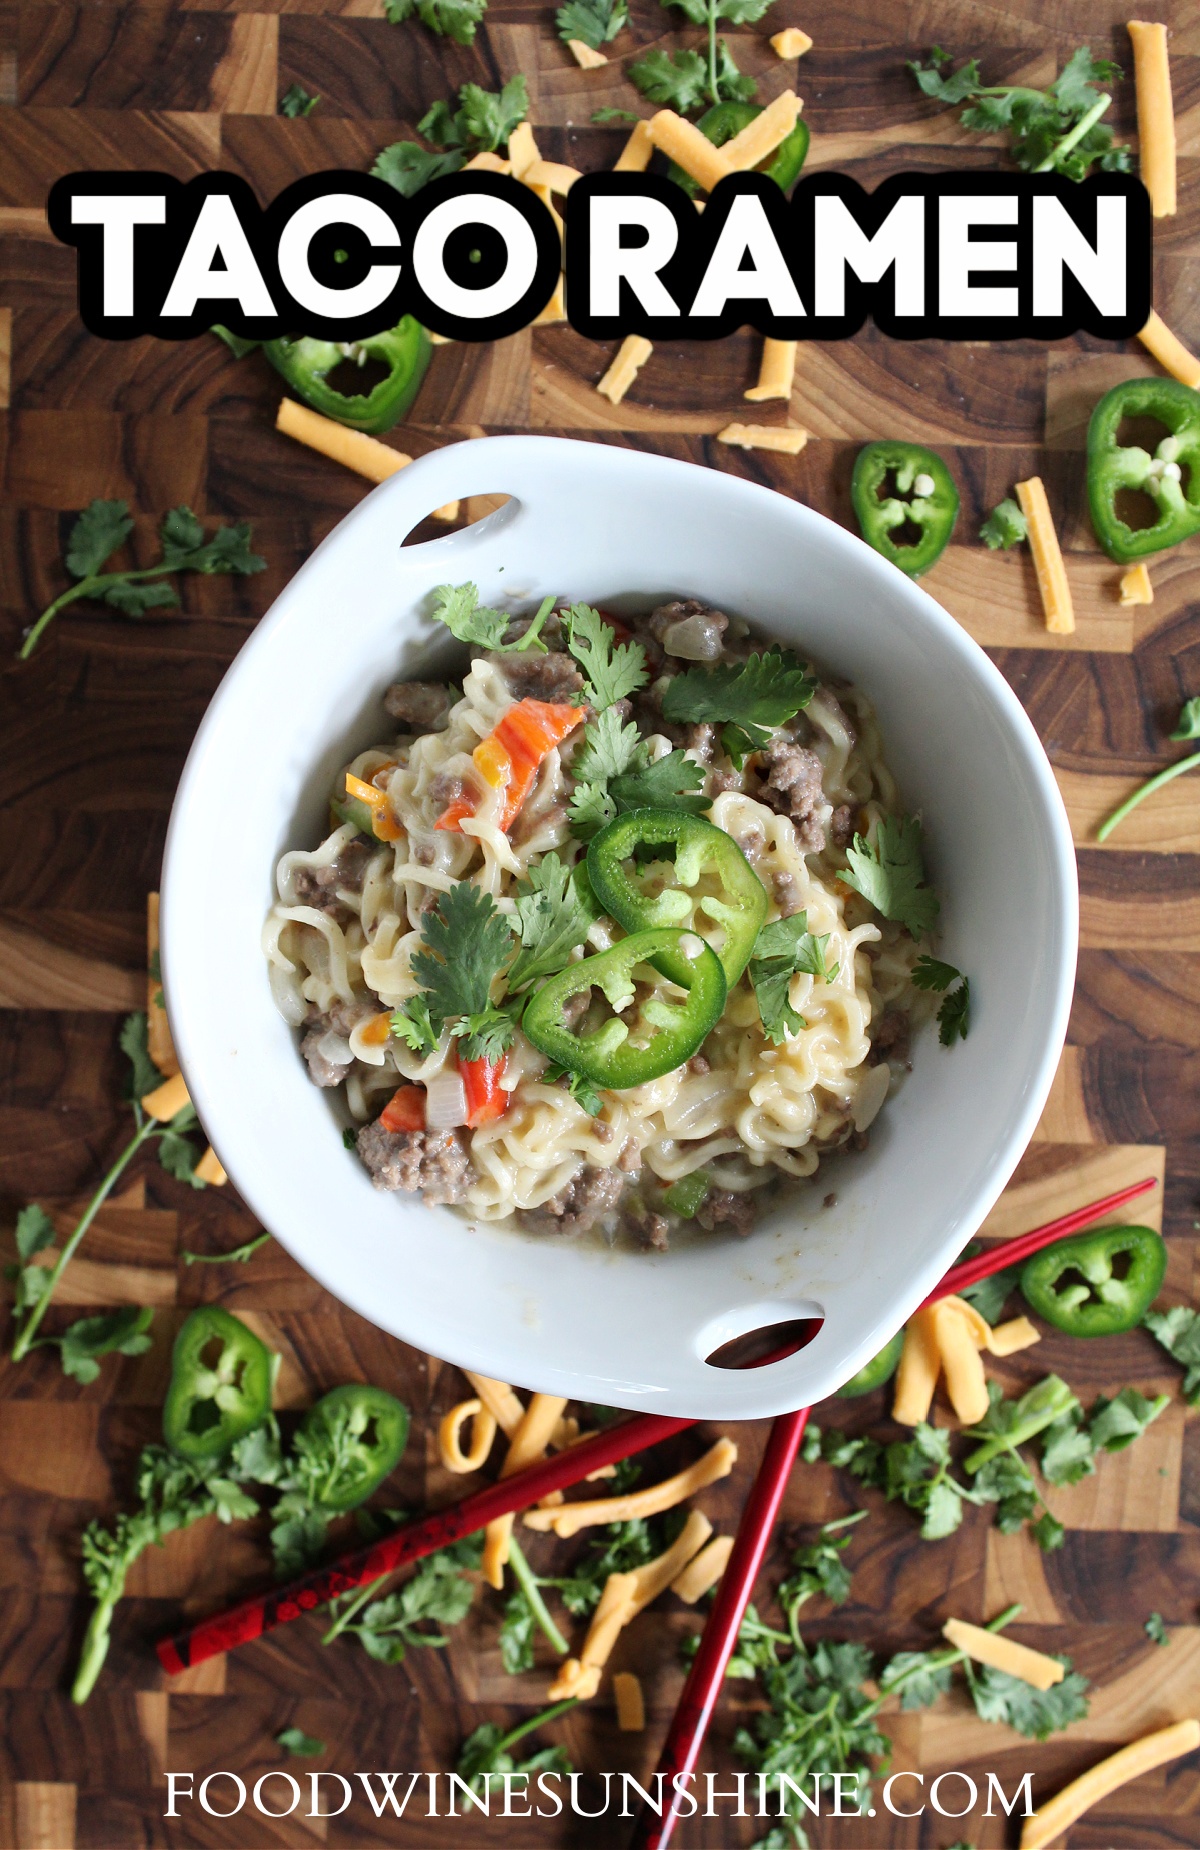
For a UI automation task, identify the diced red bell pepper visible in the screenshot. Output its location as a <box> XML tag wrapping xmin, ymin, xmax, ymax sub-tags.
<box><xmin>460</xmin><ymin>1055</ymin><xmax>509</xmax><ymax>1127</ymax></box>
<box><xmin>436</xmin><ymin>697</ymin><xmax>586</xmax><ymax>835</ymax></box>
<box><xmin>379</xmin><ymin>1085</ymin><xmax>426</xmax><ymax>1134</ymax></box>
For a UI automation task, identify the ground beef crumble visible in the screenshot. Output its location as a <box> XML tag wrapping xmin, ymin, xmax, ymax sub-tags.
<box><xmin>488</xmin><ymin>650</ymin><xmax>584</xmax><ymax>705</ymax></box>
<box><xmin>519</xmin><ymin>1165</ymin><xmax>625</xmax><ymax>1237</ymax></box>
<box><xmin>758</xmin><ymin>740</ymin><xmax>830</xmax><ymax>852</ymax></box>
<box><xmin>291</xmin><ymin>840</ymin><xmax>373</xmax><ymax>914</ymax></box>
<box><xmin>356</xmin><ymin>1121</ymin><xmax>474</xmax><ymax>1205</ymax></box>
<box><xmin>383</xmin><ymin>682</ymin><xmax>452</xmax><ymax>732</ymax></box>
<box><xmin>300</xmin><ymin>998</ymin><xmax>379</xmax><ymax>1086</ymax></box>
<box><xmin>696</xmin><ymin>1189</ymin><xmax>757</xmax><ymax>1238</ymax></box>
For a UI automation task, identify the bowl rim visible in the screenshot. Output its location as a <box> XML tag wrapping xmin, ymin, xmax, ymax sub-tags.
<box><xmin>162</xmin><ymin>434</ymin><xmax>1078</xmax><ymax>1418</ymax></box>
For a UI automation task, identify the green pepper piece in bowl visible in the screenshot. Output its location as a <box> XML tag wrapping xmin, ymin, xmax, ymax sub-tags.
<box><xmin>264</xmin><ymin>317</ymin><xmax>431</xmax><ymax>434</ymax></box>
<box><xmin>588</xmin><ymin>809</ymin><xmax>767</xmax><ymax>990</ymax></box>
<box><xmin>1086</xmin><ymin>377</ymin><xmax>1200</xmax><ymax>563</ymax></box>
<box><xmin>522</xmin><ymin>927</ymin><xmax>726</xmax><ymax>1088</ymax></box>
<box><xmin>163</xmin><ymin>1306</ymin><xmax>274</xmax><ymax>1462</ymax></box>
<box><xmin>1020</xmin><ymin>1223</ymin><xmax>1167</xmax><ymax>1337</ymax></box>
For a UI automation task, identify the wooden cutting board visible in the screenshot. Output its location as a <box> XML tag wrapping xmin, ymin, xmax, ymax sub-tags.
<box><xmin>2</xmin><ymin>1</ymin><xmax>1199</xmax><ymax>1844</ymax></box>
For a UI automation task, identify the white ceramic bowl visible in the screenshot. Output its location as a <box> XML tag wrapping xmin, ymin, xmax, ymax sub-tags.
<box><xmin>162</xmin><ymin>435</ymin><xmax>1077</xmax><ymax>1420</ymax></box>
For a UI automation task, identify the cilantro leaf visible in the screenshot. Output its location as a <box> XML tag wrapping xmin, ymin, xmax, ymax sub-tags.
<box><xmin>1038</xmin><ymin>1414</ymin><xmax>1096</xmax><ymax>1487</ymax></box>
<box><xmin>456</xmin><ymin>75</ymin><xmax>529</xmax><ymax>149</ymax></box>
<box><xmin>937</xmin><ymin>979</ymin><xmax>971</xmax><ymax>1045</ymax></box>
<box><xmin>451</xmin><ymin>1005</ymin><xmax>517</xmax><ymax>1064</ymax></box>
<box><xmin>611</xmin><ymin>749</ymin><xmax>708</xmax><ymax>814</ymax></box>
<box><xmin>1031</xmin><ymin>1510</ymin><xmax>1066</xmax><ymax>1551</ymax></box>
<box><xmin>429</xmin><ymin>582</ymin><xmax>551</xmax><ymax>654</ymax></box>
<box><xmin>567</xmin><ymin>781</ymin><xmax>616</xmax><ymax>842</ymax></box>
<box><xmin>410</xmin><ymin>884</ymin><xmax>516</xmax><ymax>1028</ymax></box>
<box><xmin>279</xmin><ymin>83</ymin><xmax>320</xmax><ymax>118</ymax></box>
<box><xmin>119</xmin><ymin>1011</ymin><xmax>162</xmax><ymax>1101</ymax></box>
<box><xmin>15</xmin><ymin>1204</ymin><xmax>55</xmax><ymax>1262</ymax></box>
<box><xmin>911</xmin><ymin>955</ymin><xmax>961</xmax><ymax>992</ymax></box>
<box><xmin>392</xmin><ymin>996</ymin><xmax>440</xmax><ymax>1055</ymax></box>
<box><xmin>908</xmin><ymin>45</ymin><xmax>1130</xmax><ymax>179</ymax></box>
<box><xmin>980</xmin><ymin>498</ymin><xmax>1028</xmax><ymax>550</ymax></box>
<box><xmin>66</xmin><ymin>500</ymin><xmax>133</xmax><ymax>579</ymax></box>
<box><xmin>543</xmin><ymin>1064</ymin><xmax>604</xmax><ymax>1115</ymax></box>
<box><xmin>384</xmin><ymin>0</ymin><xmax>487</xmax><ymax>44</ymax></box>
<box><xmin>508</xmin><ymin>853</ymin><xmax>599</xmax><ymax>990</ymax></box>
<box><xmin>372</xmin><ymin>141</ymin><xmax>465</xmax><ymax>197</ymax></box>
<box><xmin>58</xmin><ymin>1307</ymin><xmax>153</xmax><ymax>1384</ymax></box>
<box><xmin>1170</xmin><ymin>697</ymin><xmax>1200</xmax><ymax>743</ymax></box>
<box><xmin>592</xmin><ymin>107</ymin><xmax>638</xmax><ymax>124</ymax></box>
<box><xmin>564</xmin><ymin>604</ymin><xmax>648</xmax><ymax>710</ymax></box>
<box><xmin>628</xmin><ymin>48</ymin><xmax>710</xmax><ymax>113</ymax></box>
<box><xmin>749</xmin><ymin>913</ymin><xmax>839</xmax><ymax>1044</ymax></box>
<box><xmin>340</xmin><ymin>1542</ymin><xmax>479</xmax><ymax>1661</ymax></box>
<box><xmin>102</xmin><ymin>580</ymin><xmax>180</xmax><ymax>617</ymax></box>
<box><xmin>968</xmin><ymin>1659</ymin><xmax>1089</xmax><ymax>1739</ymax></box>
<box><xmin>1146</xmin><ymin>1611</ymin><xmax>1169</xmax><ymax>1646</ymax></box>
<box><xmin>1088</xmin><ymin>1387</ymin><xmax>1168</xmax><ymax>1452</ymax></box>
<box><xmin>277</xmin><ymin>1727</ymin><xmax>326</xmax><ymax>1756</ymax></box>
<box><xmin>1144</xmin><ymin>1306</ymin><xmax>1200</xmax><ymax>1405</ymax></box>
<box><xmin>572</xmin><ymin>707</ymin><xmax>642</xmax><ymax>784</ymax></box>
<box><xmin>557</xmin><ymin>0</ymin><xmax>626</xmax><ymax>50</ymax></box>
<box><xmin>662</xmin><ymin>651</ymin><xmax>817</xmax><ymax>760</ymax></box>
<box><xmin>958</xmin><ymin>1262</ymin><xmax>1020</xmax><ymax>1326</ymax></box>
<box><xmin>158</xmin><ymin>1124</ymin><xmax>208</xmax><ymax>1189</ymax></box>
<box><xmin>879</xmin><ymin>1649</ymin><xmax>954</xmax><ymax>1710</ymax></box>
<box><xmin>841</xmin><ymin>815</ymin><xmax>940</xmax><ymax>938</ymax></box>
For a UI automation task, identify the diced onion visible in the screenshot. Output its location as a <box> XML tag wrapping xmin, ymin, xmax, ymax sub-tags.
<box><xmin>661</xmin><ymin>614</ymin><xmax>725</xmax><ymax>660</ymax></box>
<box><xmin>269</xmin><ymin>963</ymin><xmax>307</xmax><ymax>1028</ymax></box>
<box><xmin>425</xmin><ymin>1070</ymin><xmax>468</xmax><ymax>1129</ymax></box>
<box><xmin>315</xmin><ymin>1031</ymin><xmax>354</xmax><ymax>1066</ymax></box>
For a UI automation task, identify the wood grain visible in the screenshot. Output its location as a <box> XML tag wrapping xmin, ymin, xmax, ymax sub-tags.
<box><xmin>2</xmin><ymin>3</ymin><xmax>1200</xmax><ymax>1846</ymax></box>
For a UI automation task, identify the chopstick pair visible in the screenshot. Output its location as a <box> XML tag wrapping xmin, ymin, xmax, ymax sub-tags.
<box><xmin>627</xmin><ymin>1173</ymin><xmax>1157</xmax><ymax>1850</ymax></box>
<box><xmin>158</xmin><ymin>1174</ymin><xmax>1155</xmax><ymax>1679</ymax></box>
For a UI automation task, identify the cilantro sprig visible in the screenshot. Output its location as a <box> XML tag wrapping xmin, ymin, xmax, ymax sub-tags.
<box><xmin>749</xmin><ymin>913</ymin><xmax>839</xmax><ymax>1044</ymax></box>
<box><xmin>563</xmin><ymin>603</ymin><xmax>649</xmax><ymax>710</ymax></box>
<box><xmin>1144</xmin><ymin>1305</ymin><xmax>1200</xmax><ymax>1405</ymax></box>
<box><xmin>557</xmin><ymin>0</ymin><xmax>627</xmax><ymax>52</ymax></box>
<box><xmin>456</xmin><ymin>1701</ymin><xmax>577</xmax><ymax>1811</ymax></box>
<box><xmin>508</xmin><ymin>853</ymin><xmax>598</xmax><ymax>990</ymax></box>
<box><xmin>279</xmin><ymin>83</ymin><xmax>320</xmax><ymax>117</ymax></box>
<box><xmin>840</xmin><ymin>814</ymin><xmax>939</xmax><ymax>938</ymax></box>
<box><xmin>912</xmin><ymin>953</ymin><xmax>971</xmax><ymax>1045</ymax></box>
<box><xmin>568</xmin><ymin>707</ymin><xmax>707</xmax><ymax>841</ymax></box>
<box><xmin>630</xmin><ymin>0</ymin><xmax>770</xmax><ymax>116</ymax></box>
<box><xmin>908</xmin><ymin>45</ymin><xmax>1132</xmax><ymax>180</ymax></box>
<box><xmin>980</xmin><ymin>496</ymin><xmax>1029</xmax><ymax>549</ymax></box>
<box><xmin>661</xmin><ymin>650</ymin><xmax>817</xmax><ymax>765</ymax></box>
<box><xmin>383</xmin><ymin>0</ymin><xmax>488</xmax><ymax>45</ymax></box>
<box><xmin>428</xmin><ymin>581</ymin><xmax>554</xmax><ymax>653</ymax></box>
<box><xmin>373</xmin><ymin>78</ymin><xmax>528</xmax><ymax>195</ymax></box>
<box><xmin>19</xmin><ymin>500</ymin><xmax>264</xmax><ymax>660</ymax></box>
<box><xmin>323</xmin><ymin>1534</ymin><xmax>482</xmax><ymax>1658</ymax></box>
<box><xmin>397</xmin><ymin>884</ymin><xmax>518</xmax><ymax>1063</ymax></box>
<box><xmin>8</xmin><ymin>1013</ymin><xmax>210</xmax><ymax>1371</ymax></box>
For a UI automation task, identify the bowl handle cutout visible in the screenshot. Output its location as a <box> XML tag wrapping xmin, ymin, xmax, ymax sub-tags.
<box><xmin>371</xmin><ymin>437</ymin><xmax>548</xmax><ymax>550</ymax></box>
<box><xmin>695</xmin><ymin>1302</ymin><xmax>825</xmax><ymax>1372</ymax></box>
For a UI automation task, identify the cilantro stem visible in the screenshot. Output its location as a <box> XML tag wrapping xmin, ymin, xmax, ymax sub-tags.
<box><xmin>322</xmin><ymin>1574</ymin><xmax>389</xmax><ymax>1644</ymax></box>
<box><xmin>491</xmin><ymin>1697</ymin><xmax>579</xmax><ymax>1758</ymax></box>
<box><xmin>19</xmin><ymin>564</ymin><xmax>179</xmax><ymax>661</ymax></box>
<box><xmin>507</xmin><ymin>1536</ymin><xmax>570</xmax><ymax>1656</ymax></box>
<box><xmin>1096</xmin><ymin>750</ymin><xmax>1200</xmax><ymax>842</ymax></box>
<box><xmin>11</xmin><ymin>1110</ymin><xmax>158</xmax><ymax>1361</ymax></box>
<box><xmin>867</xmin><ymin>1604</ymin><xmax>1021</xmax><ymax>1719</ymax></box>
<box><xmin>1033</xmin><ymin>92</ymin><xmax>1110</xmax><ymax>172</ymax></box>
<box><xmin>706</xmin><ymin>0</ymin><xmax>719</xmax><ymax>107</ymax></box>
<box><xmin>182</xmin><ymin>1232</ymin><xmax>273</xmax><ymax>1267</ymax></box>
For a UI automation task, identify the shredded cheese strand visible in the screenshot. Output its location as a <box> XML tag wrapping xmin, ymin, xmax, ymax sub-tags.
<box><xmin>523</xmin><ymin>1437</ymin><xmax>737</xmax><ymax>1537</ymax></box>
<box><xmin>942</xmin><ymin>1617</ymin><xmax>1065</xmax><ymax>1692</ymax></box>
<box><xmin>1128</xmin><ymin>21</ymin><xmax>1176</xmax><ymax>217</ymax></box>
<box><xmin>1020</xmin><ymin>1719</ymin><xmax>1200</xmax><ymax>1850</ymax></box>
<box><xmin>1015</xmin><ymin>476</ymin><xmax>1075</xmax><ymax>635</ymax></box>
<box><xmin>1137</xmin><ymin>309</ymin><xmax>1200</xmax><ymax>389</ymax></box>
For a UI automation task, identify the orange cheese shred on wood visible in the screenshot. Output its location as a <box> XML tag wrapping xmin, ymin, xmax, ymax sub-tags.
<box><xmin>276</xmin><ymin>398</ymin><xmax>411</xmax><ymax>485</ymax></box>
<box><xmin>1127</xmin><ymin>21</ymin><xmax>1176</xmax><ymax>218</ymax></box>
<box><xmin>942</xmin><ymin>1618</ymin><xmax>1065</xmax><ymax>1692</ymax></box>
<box><xmin>1015</xmin><ymin>476</ymin><xmax>1074</xmax><ymax>635</ymax></box>
<box><xmin>892</xmin><ymin>1306</ymin><xmax>940</xmax><ymax>1425</ymax></box>
<box><xmin>613</xmin><ymin>1671</ymin><xmax>645</xmax><ymax>1731</ymax></box>
<box><xmin>1020</xmin><ymin>1718</ymin><xmax>1200</xmax><ymax>1850</ymax></box>
<box><xmin>1137</xmin><ymin>310</ymin><xmax>1200</xmax><ymax>389</ymax></box>
<box><xmin>523</xmin><ymin>1436</ymin><xmax>738</xmax><ymax>1537</ymax></box>
<box><xmin>482</xmin><ymin>1392</ymin><xmax>569</xmax><ymax>1587</ymax></box>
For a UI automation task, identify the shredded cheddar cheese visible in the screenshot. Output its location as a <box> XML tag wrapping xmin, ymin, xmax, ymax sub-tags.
<box><xmin>745</xmin><ymin>338</ymin><xmax>797</xmax><ymax>402</ymax></box>
<box><xmin>507</xmin><ymin>121</ymin><xmax>541</xmax><ymax>180</ymax></box>
<box><xmin>892</xmin><ymin>1307</ymin><xmax>940</xmax><ymax>1426</ymax></box>
<box><xmin>194</xmin><ymin>1146</ymin><xmax>227</xmax><ymax>1187</ymax></box>
<box><xmin>597</xmin><ymin>335</ymin><xmax>653</xmax><ymax>404</ymax></box>
<box><xmin>723</xmin><ymin>91</ymin><xmax>802</xmax><ymax>172</ymax></box>
<box><xmin>523</xmin><ymin>1437</ymin><xmax>738</xmax><ymax>1537</ymax></box>
<box><xmin>463</xmin><ymin>151</ymin><xmax>511</xmax><ymax>174</ymax></box>
<box><xmin>671</xmin><ymin>1533</ymin><xmax>734</xmax><ymax>1603</ymax></box>
<box><xmin>141</xmin><ymin>1071</ymin><xmax>190</xmax><ymax>1123</ymax></box>
<box><xmin>1118</xmin><ymin>563</ymin><xmax>1154</xmax><ymax>606</ymax></box>
<box><xmin>1137</xmin><ymin>309</ymin><xmax>1200</xmax><ymax>389</ymax></box>
<box><xmin>483</xmin><ymin>1391</ymin><xmax>569</xmax><ymax>1586</ymax></box>
<box><xmin>648</xmin><ymin>110</ymin><xmax>735</xmax><ymax>192</ymax></box>
<box><xmin>276</xmin><ymin>397</ymin><xmax>411</xmax><ymax>485</ymax></box>
<box><xmin>548</xmin><ymin>1570</ymin><xmax>638</xmax><ymax>1700</ymax></box>
<box><xmin>1020</xmin><ymin>1719</ymin><xmax>1200</xmax><ymax>1850</ymax></box>
<box><xmin>987</xmin><ymin>1315</ymin><xmax>1041</xmax><ymax>1356</ymax></box>
<box><xmin>534</xmin><ymin>276</ymin><xmax>567</xmax><ymax>325</ymax></box>
<box><xmin>717</xmin><ymin>422</ymin><xmax>808</xmax><ymax>454</ymax></box>
<box><xmin>438</xmin><ymin>1398</ymin><xmax>498</xmax><ymax>1474</ymax></box>
<box><xmin>1015</xmin><ymin>476</ymin><xmax>1075</xmax><ymax>635</ymax></box>
<box><xmin>942</xmin><ymin>1618</ymin><xmax>1065</xmax><ymax>1692</ymax></box>
<box><xmin>628</xmin><ymin>1510</ymin><xmax>713</xmax><ymax>1615</ymax></box>
<box><xmin>770</xmin><ymin>27</ymin><xmax>812</xmax><ymax>58</ymax></box>
<box><xmin>146</xmin><ymin>893</ymin><xmax>179</xmax><ymax>1078</ymax></box>
<box><xmin>568</xmin><ymin>38</ymin><xmax>608</xmax><ymax>67</ymax></box>
<box><xmin>1128</xmin><ymin>21</ymin><xmax>1176</xmax><ymax>217</ymax></box>
<box><xmin>930</xmin><ymin>1298</ymin><xmax>990</xmax><ymax>1425</ymax></box>
<box><xmin>525</xmin><ymin>160</ymin><xmax>583</xmax><ymax>195</ymax></box>
<box><xmin>464</xmin><ymin>1371</ymin><xmax>525</xmax><ymax>1437</ymax></box>
<box><xmin>613</xmin><ymin>1671</ymin><xmax>645</xmax><ymax>1731</ymax></box>
<box><xmin>614</xmin><ymin>120</ymin><xmax>655</xmax><ymax>173</ymax></box>
<box><xmin>345</xmin><ymin>771</ymin><xmax>387</xmax><ymax>810</ymax></box>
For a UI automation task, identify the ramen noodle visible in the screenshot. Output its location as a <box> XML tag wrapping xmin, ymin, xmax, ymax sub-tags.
<box><xmin>263</xmin><ymin>596</ymin><xmax>931</xmax><ymax>1249</ymax></box>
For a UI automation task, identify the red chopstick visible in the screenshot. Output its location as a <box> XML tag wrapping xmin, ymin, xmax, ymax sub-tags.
<box><xmin>629</xmin><ymin>1172</ymin><xmax>1158</xmax><ymax>1849</ymax></box>
<box><xmin>921</xmin><ymin>1175</ymin><xmax>1156</xmax><ymax>1307</ymax></box>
